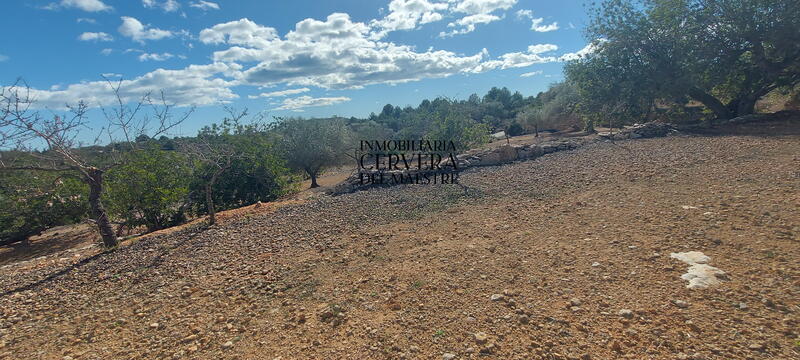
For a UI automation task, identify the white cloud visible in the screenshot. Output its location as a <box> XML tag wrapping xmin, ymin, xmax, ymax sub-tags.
<box><xmin>77</xmin><ymin>17</ymin><xmax>97</xmax><ymax>24</ymax></box>
<box><xmin>143</xmin><ymin>0</ymin><xmax>180</xmax><ymax>12</ymax></box>
<box><xmin>202</xmin><ymin>14</ymin><xmax>488</xmax><ymax>89</ymax></box>
<box><xmin>2</xmin><ymin>62</ymin><xmax>241</xmax><ymax>109</ymax></box>
<box><xmin>475</xmin><ymin>44</ymin><xmax>559</xmax><ymax>70</ymax></box>
<box><xmin>118</xmin><ymin>16</ymin><xmax>174</xmax><ymax>43</ymax></box>
<box><xmin>369</xmin><ymin>0</ymin><xmax>448</xmax><ymax>39</ymax></box>
<box><xmin>531</xmin><ymin>18</ymin><xmax>558</xmax><ymax>32</ymax></box>
<box><xmin>273</xmin><ymin>95</ymin><xmax>351</xmax><ymax>111</ymax></box>
<box><xmin>452</xmin><ymin>0</ymin><xmax>516</xmax><ymax>15</ymax></box>
<box><xmin>0</xmin><ymin>55</ymin><xmax>8</xmax><ymax>62</ymax></box>
<box><xmin>138</xmin><ymin>52</ymin><xmax>175</xmax><ymax>61</ymax></box>
<box><xmin>440</xmin><ymin>13</ymin><xmax>501</xmax><ymax>37</ymax></box>
<box><xmin>46</xmin><ymin>0</ymin><xmax>112</xmax><ymax>12</ymax></box>
<box><xmin>519</xmin><ymin>70</ymin><xmax>542</xmax><ymax>77</ymax></box>
<box><xmin>189</xmin><ymin>1</ymin><xmax>220</xmax><ymax>10</ymax></box>
<box><xmin>248</xmin><ymin>88</ymin><xmax>310</xmax><ymax>99</ymax></box>
<box><xmin>516</xmin><ymin>9</ymin><xmax>559</xmax><ymax>32</ymax></box>
<box><xmin>78</xmin><ymin>32</ymin><xmax>113</xmax><ymax>42</ymax></box>
<box><xmin>442</xmin><ymin>0</ymin><xmax>516</xmax><ymax>37</ymax></box>
<box><xmin>100</xmin><ymin>48</ymin><xmax>113</xmax><ymax>55</ymax></box>
<box><xmin>199</xmin><ymin>18</ymin><xmax>278</xmax><ymax>48</ymax></box>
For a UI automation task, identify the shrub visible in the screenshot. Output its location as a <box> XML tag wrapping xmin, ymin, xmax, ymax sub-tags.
<box><xmin>106</xmin><ymin>147</ymin><xmax>191</xmax><ymax>232</ymax></box>
<box><xmin>0</xmin><ymin>171</ymin><xmax>88</xmax><ymax>245</ymax></box>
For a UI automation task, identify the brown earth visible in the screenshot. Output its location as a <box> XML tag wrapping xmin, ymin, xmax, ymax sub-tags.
<box><xmin>0</xmin><ymin>120</ymin><xmax>798</xmax><ymax>360</ymax></box>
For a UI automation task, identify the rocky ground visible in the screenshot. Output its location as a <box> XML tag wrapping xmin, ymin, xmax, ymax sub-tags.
<box><xmin>1</xmin><ymin>121</ymin><xmax>798</xmax><ymax>359</ymax></box>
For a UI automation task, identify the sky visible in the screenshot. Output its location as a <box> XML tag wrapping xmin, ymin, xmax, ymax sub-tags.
<box><xmin>1</xmin><ymin>0</ymin><xmax>593</xmax><ymax>137</ymax></box>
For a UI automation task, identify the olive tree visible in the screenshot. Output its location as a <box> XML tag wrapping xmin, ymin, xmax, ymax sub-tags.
<box><xmin>274</xmin><ymin>117</ymin><xmax>351</xmax><ymax>188</ymax></box>
<box><xmin>567</xmin><ymin>0</ymin><xmax>800</xmax><ymax>121</ymax></box>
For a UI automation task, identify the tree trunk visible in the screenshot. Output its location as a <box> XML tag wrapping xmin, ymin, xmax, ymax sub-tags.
<box><xmin>736</xmin><ymin>98</ymin><xmax>757</xmax><ymax>117</ymax></box>
<box><xmin>688</xmin><ymin>87</ymin><xmax>732</xmax><ymax>120</ymax></box>
<box><xmin>584</xmin><ymin>119</ymin><xmax>595</xmax><ymax>133</ymax></box>
<box><xmin>534</xmin><ymin>125</ymin><xmax>539</xmax><ymax>138</ymax></box>
<box><xmin>205</xmin><ymin>182</ymin><xmax>216</xmax><ymax>225</ymax></box>
<box><xmin>309</xmin><ymin>173</ymin><xmax>319</xmax><ymax>188</ymax></box>
<box><xmin>86</xmin><ymin>168</ymin><xmax>117</xmax><ymax>248</ymax></box>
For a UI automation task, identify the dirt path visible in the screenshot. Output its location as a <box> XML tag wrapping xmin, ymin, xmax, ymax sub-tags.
<box><xmin>1</xmin><ymin>123</ymin><xmax>798</xmax><ymax>359</ymax></box>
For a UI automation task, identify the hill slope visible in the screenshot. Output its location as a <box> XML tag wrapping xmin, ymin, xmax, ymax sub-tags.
<box><xmin>1</xmin><ymin>122</ymin><xmax>799</xmax><ymax>359</ymax></box>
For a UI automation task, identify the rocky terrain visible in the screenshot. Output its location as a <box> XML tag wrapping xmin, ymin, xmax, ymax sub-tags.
<box><xmin>1</xmin><ymin>120</ymin><xmax>798</xmax><ymax>359</ymax></box>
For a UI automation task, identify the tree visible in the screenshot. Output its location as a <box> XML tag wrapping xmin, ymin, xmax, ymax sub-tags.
<box><xmin>0</xmin><ymin>79</ymin><xmax>191</xmax><ymax>247</ymax></box>
<box><xmin>183</xmin><ymin>107</ymin><xmax>291</xmax><ymax>225</ymax></box>
<box><xmin>274</xmin><ymin>117</ymin><xmax>351</xmax><ymax>188</ymax></box>
<box><xmin>426</xmin><ymin>111</ymin><xmax>490</xmax><ymax>152</ymax></box>
<box><xmin>105</xmin><ymin>146</ymin><xmax>191</xmax><ymax>233</ymax></box>
<box><xmin>0</xmin><ymin>168</ymin><xmax>87</xmax><ymax>245</ymax></box>
<box><xmin>187</xmin><ymin>112</ymin><xmax>292</xmax><ymax>219</ymax></box>
<box><xmin>569</xmin><ymin>0</ymin><xmax>800</xmax><ymax>121</ymax></box>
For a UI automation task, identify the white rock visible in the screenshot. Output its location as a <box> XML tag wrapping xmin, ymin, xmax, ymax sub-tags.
<box><xmin>673</xmin><ymin>300</ymin><xmax>689</xmax><ymax>308</ymax></box>
<box><xmin>670</xmin><ymin>251</ymin><xmax>710</xmax><ymax>264</ymax></box>
<box><xmin>670</xmin><ymin>251</ymin><xmax>726</xmax><ymax>289</ymax></box>
<box><xmin>682</xmin><ymin>264</ymin><xmax>727</xmax><ymax>289</ymax></box>
<box><xmin>442</xmin><ymin>353</ymin><xmax>457</xmax><ymax>360</ymax></box>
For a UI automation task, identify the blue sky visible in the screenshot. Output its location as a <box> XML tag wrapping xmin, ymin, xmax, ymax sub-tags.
<box><xmin>1</xmin><ymin>0</ymin><xmax>592</xmax><ymax>137</ymax></box>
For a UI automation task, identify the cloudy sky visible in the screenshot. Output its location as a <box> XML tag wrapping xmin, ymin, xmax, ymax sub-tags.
<box><xmin>1</xmin><ymin>0</ymin><xmax>591</xmax><ymax>135</ymax></box>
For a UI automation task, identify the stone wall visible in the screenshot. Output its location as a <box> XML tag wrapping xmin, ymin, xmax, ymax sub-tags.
<box><xmin>329</xmin><ymin>121</ymin><xmax>676</xmax><ymax>195</ymax></box>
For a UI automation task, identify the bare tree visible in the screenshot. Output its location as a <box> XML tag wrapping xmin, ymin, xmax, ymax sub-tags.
<box><xmin>179</xmin><ymin>107</ymin><xmax>251</xmax><ymax>225</ymax></box>
<box><xmin>0</xmin><ymin>78</ymin><xmax>192</xmax><ymax>247</ymax></box>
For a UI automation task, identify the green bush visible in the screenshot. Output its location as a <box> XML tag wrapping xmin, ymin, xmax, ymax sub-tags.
<box><xmin>0</xmin><ymin>171</ymin><xmax>88</xmax><ymax>245</ymax></box>
<box><xmin>188</xmin><ymin>126</ymin><xmax>295</xmax><ymax>213</ymax></box>
<box><xmin>106</xmin><ymin>147</ymin><xmax>191</xmax><ymax>232</ymax></box>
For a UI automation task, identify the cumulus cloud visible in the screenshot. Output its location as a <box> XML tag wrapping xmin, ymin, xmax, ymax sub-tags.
<box><xmin>248</xmin><ymin>88</ymin><xmax>310</xmax><ymax>99</ymax></box>
<box><xmin>203</xmin><ymin>14</ymin><xmax>487</xmax><ymax>89</ymax></box>
<box><xmin>273</xmin><ymin>95</ymin><xmax>351</xmax><ymax>111</ymax></box>
<box><xmin>190</xmin><ymin>1</ymin><xmax>220</xmax><ymax>10</ymax></box>
<box><xmin>200</xmin><ymin>18</ymin><xmax>278</xmax><ymax>48</ymax></box>
<box><xmin>531</xmin><ymin>18</ymin><xmax>559</xmax><ymax>32</ymax></box>
<box><xmin>78</xmin><ymin>32</ymin><xmax>113</xmax><ymax>42</ymax></box>
<box><xmin>118</xmin><ymin>16</ymin><xmax>174</xmax><ymax>43</ymax></box>
<box><xmin>369</xmin><ymin>0</ymin><xmax>448</xmax><ymax>39</ymax></box>
<box><xmin>46</xmin><ymin>0</ymin><xmax>112</xmax><ymax>12</ymax></box>
<box><xmin>440</xmin><ymin>13</ymin><xmax>501</xmax><ymax>37</ymax></box>
<box><xmin>475</xmin><ymin>44</ymin><xmax>559</xmax><ymax>71</ymax></box>
<box><xmin>452</xmin><ymin>0</ymin><xmax>516</xmax><ymax>15</ymax></box>
<box><xmin>441</xmin><ymin>0</ymin><xmax>516</xmax><ymax>37</ymax></box>
<box><xmin>1</xmin><ymin>63</ymin><xmax>241</xmax><ymax>109</ymax></box>
<box><xmin>517</xmin><ymin>9</ymin><xmax>559</xmax><ymax>32</ymax></box>
<box><xmin>138</xmin><ymin>52</ymin><xmax>175</xmax><ymax>61</ymax></box>
<box><xmin>76</xmin><ymin>17</ymin><xmax>97</xmax><ymax>24</ymax></box>
<box><xmin>100</xmin><ymin>48</ymin><xmax>113</xmax><ymax>55</ymax></box>
<box><xmin>142</xmin><ymin>0</ymin><xmax>180</xmax><ymax>12</ymax></box>
<box><xmin>520</xmin><ymin>70</ymin><xmax>542</xmax><ymax>77</ymax></box>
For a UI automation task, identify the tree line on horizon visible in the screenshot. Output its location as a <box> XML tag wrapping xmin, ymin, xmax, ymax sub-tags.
<box><xmin>1</xmin><ymin>0</ymin><xmax>798</xmax><ymax>248</ymax></box>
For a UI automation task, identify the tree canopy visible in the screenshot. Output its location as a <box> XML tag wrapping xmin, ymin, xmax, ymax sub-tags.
<box><xmin>566</xmin><ymin>0</ymin><xmax>800</xmax><ymax>122</ymax></box>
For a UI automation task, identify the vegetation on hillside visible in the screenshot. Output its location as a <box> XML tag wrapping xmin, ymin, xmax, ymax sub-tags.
<box><xmin>1</xmin><ymin>0</ymin><xmax>797</xmax><ymax>247</ymax></box>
